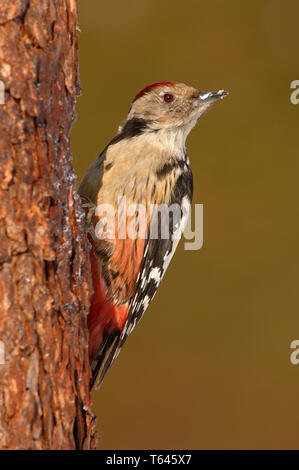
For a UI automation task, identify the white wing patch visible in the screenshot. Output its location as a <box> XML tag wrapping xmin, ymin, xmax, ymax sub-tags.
<box><xmin>149</xmin><ymin>267</ymin><xmax>162</xmax><ymax>284</ymax></box>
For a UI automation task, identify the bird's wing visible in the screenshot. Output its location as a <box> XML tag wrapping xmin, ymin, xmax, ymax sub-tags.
<box><xmin>93</xmin><ymin>171</ymin><xmax>193</xmax><ymax>388</ymax></box>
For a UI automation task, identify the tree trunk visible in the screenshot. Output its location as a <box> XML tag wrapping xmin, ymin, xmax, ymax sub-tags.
<box><xmin>0</xmin><ymin>0</ymin><xmax>97</xmax><ymax>449</ymax></box>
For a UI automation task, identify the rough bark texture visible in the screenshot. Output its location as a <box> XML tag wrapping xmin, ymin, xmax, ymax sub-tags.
<box><xmin>0</xmin><ymin>0</ymin><xmax>97</xmax><ymax>449</ymax></box>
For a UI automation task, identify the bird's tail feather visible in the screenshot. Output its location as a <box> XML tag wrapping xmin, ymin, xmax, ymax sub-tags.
<box><xmin>90</xmin><ymin>334</ymin><xmax>119</xmax><ymax>390</ymax></box>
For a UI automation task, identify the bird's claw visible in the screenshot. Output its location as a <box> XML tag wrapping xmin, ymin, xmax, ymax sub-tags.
<box><xmin>80</xmin><ymin>196</ymin><xmax>98</xmax><ymax>244</ymax></box>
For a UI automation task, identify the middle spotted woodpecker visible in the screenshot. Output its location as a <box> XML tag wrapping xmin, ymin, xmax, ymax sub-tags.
<box><xmin>79</xmin><ymin>81</ymin><xmax>228</xmax><ymax>388</ymax></box>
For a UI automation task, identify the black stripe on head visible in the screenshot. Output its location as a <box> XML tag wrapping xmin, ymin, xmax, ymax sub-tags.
<box><xmin>156</xmin><ymin>159</ymin><xmax>189</xmax><ymax>179</ymax></box>
<box><xmin>93</xmin><ymin>118</ymin><xmax>151</xmax><ymax>176</ymax></box>
<box><xmin>109</xmin><ymin>118</ymin><xmax>150</xmax><ymax>145</ymax></box>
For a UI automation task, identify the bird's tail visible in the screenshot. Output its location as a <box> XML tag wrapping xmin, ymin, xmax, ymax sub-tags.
<box><xmin>90</xmin><ymin>334</ymin><xmax>119</xmax><ymax>389</ymax></box>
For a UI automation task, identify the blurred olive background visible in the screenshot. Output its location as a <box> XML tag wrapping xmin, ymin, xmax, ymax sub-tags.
<box><xmin>72</xmin><ymin>0</ymin><xmax>299</xmax><ymax>449</ymax></box>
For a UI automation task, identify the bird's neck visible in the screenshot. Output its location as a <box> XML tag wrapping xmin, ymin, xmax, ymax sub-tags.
<box><xmin>141</xmin><ymin>126</ymin><xmax>191</xmax><ymax>162</ymax></box>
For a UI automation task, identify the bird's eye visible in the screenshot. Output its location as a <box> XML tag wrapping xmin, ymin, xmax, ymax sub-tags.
<box><xmin>163</xmin><ymin>93</ymin><xmax>174</xmax><ymax>103</ymax></box>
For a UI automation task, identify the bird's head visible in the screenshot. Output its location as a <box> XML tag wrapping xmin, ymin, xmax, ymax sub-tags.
<box><xmin>126</xmin><ymin>81</ymin><xmax>228</xmax><ymax>135</ymax></box>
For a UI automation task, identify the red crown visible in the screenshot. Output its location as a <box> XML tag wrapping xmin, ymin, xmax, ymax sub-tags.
<box><xmin>133</xmin><ymin>81</ymin><xmax>176</xmax><ymax>102</ymax></box>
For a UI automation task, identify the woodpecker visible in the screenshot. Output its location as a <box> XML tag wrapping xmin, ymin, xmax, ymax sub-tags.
<box><xmin>79</xmin><ymin>81</ymin><xmax>228</xmax><ymax>388</ymax></box>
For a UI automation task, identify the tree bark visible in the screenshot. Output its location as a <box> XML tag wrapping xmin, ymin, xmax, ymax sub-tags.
<box><xmin>0</xmin><ymin>0</ymin><xmax>97</xmax><ymax>449</ymax></box>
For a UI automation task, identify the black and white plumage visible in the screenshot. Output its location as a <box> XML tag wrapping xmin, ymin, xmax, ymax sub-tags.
<box><xmin>79</xmin><ymin>81</ymin><xmax>228</xmax><ymax>389</ymax></box>
<box><xmin>96</xmin><ymin>163</ymin><xmax>193</xmax><ymax>386</ymax></box>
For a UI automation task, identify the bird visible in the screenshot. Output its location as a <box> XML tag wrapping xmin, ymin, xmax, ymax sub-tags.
<box><xmin>78</xmin><ymin>81</ymin><xmax>228</xmax><ymax>389</ymax></box>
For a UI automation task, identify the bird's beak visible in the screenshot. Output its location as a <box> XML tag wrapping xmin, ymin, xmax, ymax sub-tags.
<box><xmin>198</xmin><ymin>89</ymin><xmax>229</xmax><ymax>104</ymax></box>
